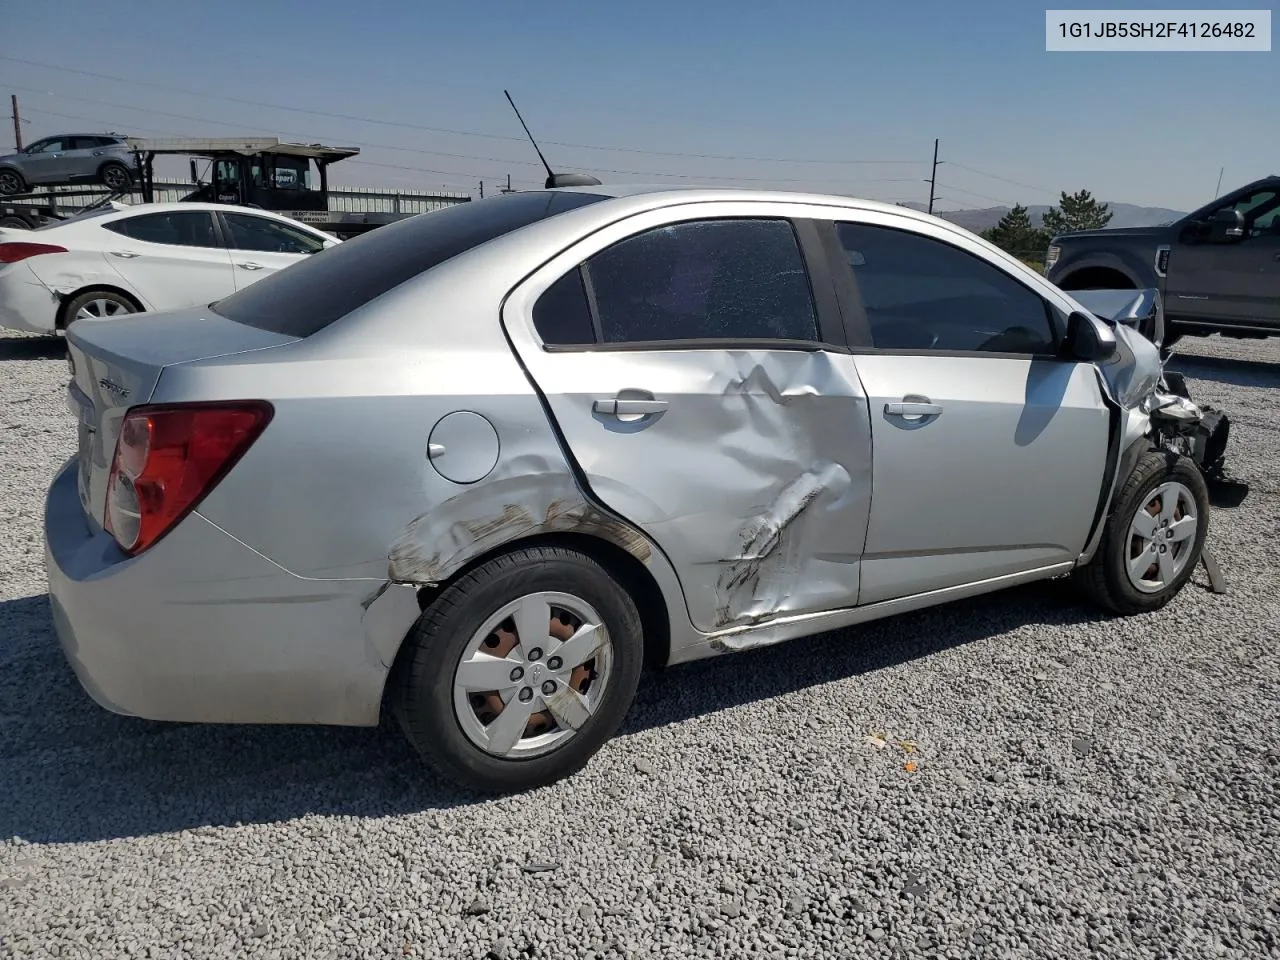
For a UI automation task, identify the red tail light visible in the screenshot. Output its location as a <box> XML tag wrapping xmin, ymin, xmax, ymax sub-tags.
<box><xmin>0</xmin><ymin>242</ymin><xmax>68</xmax><ymax>263</ymax></box>
<box><xmin>104</xmin><ymin>401</ymin><xmax>273</xmax><ymax>555</ymax></box>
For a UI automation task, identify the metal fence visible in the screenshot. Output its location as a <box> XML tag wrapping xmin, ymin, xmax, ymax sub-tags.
<box><xmin>30</xmin><ymin>178</ymin><xmax>472</xmax><ymax>216</ymax></box>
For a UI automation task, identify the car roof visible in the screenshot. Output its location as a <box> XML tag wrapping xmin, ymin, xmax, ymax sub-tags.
<box><xmin>97</xmin><ymin>200</ymin><xmax>290</xmax><ymax>215</ymax></box>
<box><xmin>33</xmin><ymin>133</ymin><xmax>125</xmax><ymax>140</ymax></box>
<box><xmin>34</xmin><ymin>201</ymin><xmax>329</xmax><ymax>234</ymax></box>
<box><xmin>545</xmin><ymin>182</ymin><xmax>959</xmax><ymax>232</ymax></box>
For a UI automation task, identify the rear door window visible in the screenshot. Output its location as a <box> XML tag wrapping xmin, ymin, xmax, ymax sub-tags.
<box><xmin>582</xmin><ymin>218</ymin><xmax>820</xmax><ymax>344</ymax></box>
<box><xmin>532</xmin><ymin>269</ymin><xmax>597</xmax><ymax>345</ymax></box>
<box><xmin>102</xmin><ymin>211</ymin><xmax>221</xmax><ymax>249</ymax></box>
<box><xmin>212</xmin><ymin>190</ymin><xmax>608</xmax><ymax>338</ymax></box>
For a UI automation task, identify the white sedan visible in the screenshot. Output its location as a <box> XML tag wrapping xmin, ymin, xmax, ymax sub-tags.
<box><xmin>0</xmin><ymin>201</ymin><xmax>338</xmax><ymax>334</ymax></box>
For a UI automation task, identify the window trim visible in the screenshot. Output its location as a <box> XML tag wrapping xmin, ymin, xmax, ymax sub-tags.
<box><xmin>819</xmin><ymin>218</ymin><xmax>1068</xmax><ymax>360</ymax></box>
<box><xmin>531</xmin><ymin>214</ymin><xmax>848</xmax><ymax>354</ymax></box>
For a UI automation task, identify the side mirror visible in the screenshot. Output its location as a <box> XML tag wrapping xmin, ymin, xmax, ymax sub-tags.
<box><xmin>1208</xmin><ymin>207</ymin><xmax>1245</xmax><ymax>243</ymax></box>
<box><xmin>1064</xmin><ymin>310</ymin><xmax>1118</xmax><ymax>362</ymax></box>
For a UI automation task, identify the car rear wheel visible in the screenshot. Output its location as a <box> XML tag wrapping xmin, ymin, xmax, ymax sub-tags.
<box><xmin>392</xmin><ymin>545</ymin><xmax>644</xmax><ymax>792</ymax></box>
<box><xmin>1074</xmin><ymin>450</ymin><xmax>1209</xmax><ymax>614</ymax></box>
<box><xmin>99</xmin><ymin>162</ymin><xmax>132</xmax><ymax>191</ymax></box>
<box><xmin>62</xmin><ymin>290</ymin><xmax>140</xmax><ymax>328</ymax></box>
<box><xmin>0</xmin><ymin>168</ymin><xmax>27</xmax><ymax>196</ymax></box>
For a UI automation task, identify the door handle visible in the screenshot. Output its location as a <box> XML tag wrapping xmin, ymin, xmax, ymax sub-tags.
<box><xmin>237</xmin><ymin>262</ymin><xmax>264</xmax><ymax>270</ymax></box>
<box><xmin>593</xmin><ymin>398</ymin><xmax>669</xmax><ymax>416</ymax></box>
<box><xmin>885</xmin><ymin>399</ymin><xmax>943</xmax><ymax>418</ymax></box>
<box><xmin>109</xmin><ymin>250</ymin><xmax>139</xmax><ymax>259</ymax></box>
<box><xmin>1273</xmin><ymin>252</ymin><xmax>1280</xmax><ymax>261</ymax></box>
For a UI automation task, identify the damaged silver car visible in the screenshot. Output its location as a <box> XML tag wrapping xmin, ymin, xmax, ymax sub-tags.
<box><xmin>44</xmin><ymin>185</ymin><xmax>1229</xmax><ymax>792</ymax></box>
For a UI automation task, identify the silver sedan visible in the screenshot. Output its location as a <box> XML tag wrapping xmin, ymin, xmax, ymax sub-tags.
<box><xmin>45</xmin><ymin>185</ymin><xmax>1214</xmax><ymax>792</ymax></box>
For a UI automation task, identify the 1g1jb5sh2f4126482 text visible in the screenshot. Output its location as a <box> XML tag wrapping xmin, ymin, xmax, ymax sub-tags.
<box><xmin>1045</xmin><ymin>9</ymin><xmax>1271</xmax><ymax>50</ymax></box>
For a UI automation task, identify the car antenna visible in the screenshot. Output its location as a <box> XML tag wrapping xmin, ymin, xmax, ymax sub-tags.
<box><xmin>503</xmin><ymin>90</ymin><xmax>602</xmax><ymax>190</ymax></box>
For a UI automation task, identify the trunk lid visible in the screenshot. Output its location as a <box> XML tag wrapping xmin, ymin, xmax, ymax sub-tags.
<box><xmin>65</xmin><ymin>306</ymin><xmax>296</xmax><ymax>527</ymax></box>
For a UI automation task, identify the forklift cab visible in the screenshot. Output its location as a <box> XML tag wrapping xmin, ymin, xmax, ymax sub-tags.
<box><xmin>191</xmin><ymin>153</ymin><xmax>329</xmax><ymax>212</ymax></box>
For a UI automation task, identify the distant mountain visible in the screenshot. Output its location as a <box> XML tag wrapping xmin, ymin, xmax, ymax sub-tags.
<box><xmin>895</xmin><ymin>201</ymin><xmax>1186</xmax><ymax>234</ymax></box>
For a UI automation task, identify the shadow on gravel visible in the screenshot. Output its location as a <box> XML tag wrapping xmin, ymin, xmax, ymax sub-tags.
<box><xmin>0</xmin><ymin>578</ymin><xmax>1129</xmax><ymax>844</ymax></box>
<box><xmin>624</xmin><ymin>579</ymin><xmax>1114</xmax><ymax>737</ymax></box>
<box><xmin>1169</xmin><ymin>352</ymin><xmax>1280</xmax><ymax>390</ymax></box>
<box><xmin>1208</xmin><ymin>477</ymin><xmax>1251</xmax><ymax>509</ymax></box>
<box><xmin>0</xmin><ymin>335</ymin><xmax>65</xmax><ymax>361</ymax></box>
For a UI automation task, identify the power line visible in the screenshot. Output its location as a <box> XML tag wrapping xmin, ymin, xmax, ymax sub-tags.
<box><xmin>18</xmin><ymin>102</ymin><xmax>931</xmax><ymax>205</ymax></box>
<box><xmin>934</xmin><ymin>182</ymin><xmax>1017</xmax><ymax>206</ymax></box>
<box><xmin>19</xmin><ymin>105</ymin><xmax>187</xmax><ymax>138</ymax></box>
<box><xmin>18</xmin><ymin>103</ymin><xmax>509</xmax><ymax>192</ymax></box>
<box><xmin>19</xmin><ymin>96</ymin><xmax>575</xmax><ymax>173</ymax></box>
<box><xmin>1</xmin><ymin>55</ymin><xmax>926</xmax><ymax>166</ymax></box>
<box><xmin>12</xmin><ymin>90</ymin><xmax>527</xmax><ymax>182</ymax></box>
<box><xmin>941</xmin><ymin>160</ymin><xmax>1058</xmax><ymax>197</ymax></box>
<box><xmin>13</xmin><ymin>89</ymin><xmax>931</xmax><ymax>187</ymax></box>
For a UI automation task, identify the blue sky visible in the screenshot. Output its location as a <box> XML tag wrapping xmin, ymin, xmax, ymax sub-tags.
<box><xmin>3</xmin><ymin>0</ymin><xmax>1276</xmax><ymax>212</ymax></box>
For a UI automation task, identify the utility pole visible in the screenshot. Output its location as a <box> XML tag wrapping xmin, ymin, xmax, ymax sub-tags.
<box><xmin>927</xmin><ymin>138</ymin><xmax>940</xmax><ymax>214</ymax></box>
<box><xmin>478</xmin><ymin>180</ymin><xmax>485</xmax><ymax>199</ymax></box>
<box><xmin>10</xmin><ymin>95</ymin><xmax>21</xmax><ymax>151</ymax></box>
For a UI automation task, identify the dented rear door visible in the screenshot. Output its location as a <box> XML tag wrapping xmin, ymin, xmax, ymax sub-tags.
<box><xmin>503</xmin><ymin>208</ymin><xmax>874</xmax><ymax>634</ymax></box>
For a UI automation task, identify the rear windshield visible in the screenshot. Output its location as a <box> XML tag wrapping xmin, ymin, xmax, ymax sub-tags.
<box><xmin>211</xmin><ymin>190</ymin><xmax>609</xmax><ymax>338</ymax></box>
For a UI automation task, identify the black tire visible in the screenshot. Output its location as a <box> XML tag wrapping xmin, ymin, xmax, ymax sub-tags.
<box><xmin>0</xmin><ymin>168</ymin><xmax>27</xmax><ymax>197</ymax></box>
<box><xmin>392</xmin><ymin>545</ymin><xmax>644</xmax><ymax>793</ymax></box>
<box><xmin>1074</xmin><ymin>450</ymin><xmax>1210</xmax><ymax>614</ymax></box>
<box><xmin>99</xmin><ymin>161</ymin><xmax>132</xmax><ymax>191</ymax></box>
<box><xmin>0</xmin><ymin>214</ymin><xmax>35</xmax><ymax>230</ymax></box>
<box><xmin>60</xmin><ymin>289</ymin><xmax>140</xmax><ymax>329</ymax></box>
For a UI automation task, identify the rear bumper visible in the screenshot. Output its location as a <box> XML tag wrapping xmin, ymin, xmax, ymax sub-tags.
<box><xmin>44</xmin><ymin>459</ymin><xmax>420</xmax><ymax>726</ymax></box>
<box><xmin>0</xmin><ymin>263</ymin><xmax>59</xmax><ymax>334</ymax></box>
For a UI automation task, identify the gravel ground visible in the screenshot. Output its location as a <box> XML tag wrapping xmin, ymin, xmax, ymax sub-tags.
<box><xmin>1</xmin><ymin>330</ymin><xmax>1277</xmax><ymax>960</ymax></box>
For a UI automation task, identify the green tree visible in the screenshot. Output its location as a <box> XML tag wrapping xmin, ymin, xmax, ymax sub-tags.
<box><xmin>1042</xmin><ymin>189</ymin><xmax>1113</xmax><ymax>235</ymax></box>
<box><xmin>980</xmin><ymin>203</ymin><xmax>1050</xmax><ymax>259</ymax></box>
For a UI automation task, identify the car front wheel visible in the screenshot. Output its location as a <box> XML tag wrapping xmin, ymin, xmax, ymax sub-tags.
<box><xmin>1075</xmin><ymin>450</ymin><xmax>1209</xmax><ymax>614</ymax></box>
<box><xmin>0</xmin><ymin>168</ymin><xmax>27</xmax><ymax>196</ymax></box>
<box><xmin>392</xmin><ymin>545</ymin><xmax>644</xmax><ymax>792</ymax></box>
<box><xmin>99</xmin><ymin>162</ymin><xmax>132</xmax><ymax>191</ymax></box>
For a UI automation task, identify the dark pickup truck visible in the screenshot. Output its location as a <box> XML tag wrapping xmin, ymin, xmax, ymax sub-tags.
<box><xmin>1045</xmin><ymin>175</ymin><xmax>1280</xmax><ymax>345</ymax></box>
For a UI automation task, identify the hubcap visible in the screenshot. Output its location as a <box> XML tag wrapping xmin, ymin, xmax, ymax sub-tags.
<box><xmin>103</xmin><ymin>167</ymin><xmax>128</xmax><ymax>189</ymax></box>
<box><xmin>0</xmin><ymin>172</ymin><xmax>20</xmax><ymax>194</ymax></box>
<box><xmin>74</xmin><ymin>298</ymin><xmax>133</xmax><ymax>321</ymax></box>
<box><xmin>1125</xmin><ymin>481</ymin><xmax>1198</xmax><ymax>594</ymax></box>
<box><xmin>452</xmin><ymin>591</ymin><xmax>613</xmax><ymax>759</ymax></box>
